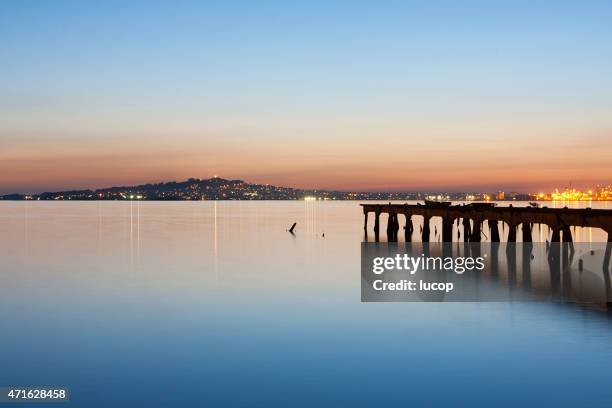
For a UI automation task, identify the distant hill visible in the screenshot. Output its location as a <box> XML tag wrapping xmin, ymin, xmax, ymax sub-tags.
<box><xmin>0</xmin><ymin>177</ymin><xmax>526</xmax><ymax>201</ymax></box>
<box><xmin>1</xmin><ymin>177</ymin><xmax>403</xmax><ymax>201</ymax></box>
<box><xmin>1</xmin><ymin>177</ymin><xmax>309</xmax><ymax>200</ymax></box>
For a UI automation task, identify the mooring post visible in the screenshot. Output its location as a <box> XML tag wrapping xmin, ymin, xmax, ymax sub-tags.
<box><xmin>507</xmin><ymin>223</ymin><xmax>517</xmax><ymax>242</ymax></box>
<box><xmin>442</xmin><ymin>216</ymin><xmax>453</xmax><ymax>242</ymax></box>
<box><xmin>374</xmin><ymin>211</ymin><xmax>380</xmax><ymax>240</ymax></box>
<box><xmin>405</xmin><ymin>214</ymin><xmax>413</xmax><ymax>242</ymax></box>
<box><xmin>489</xmin><ymin>220</ymin><xmax>500</xmax><ymax>243</ymax></box>
<box><xmin>387</xmin><ymin>212</ymin><xmax>399</xmax><ymax>242</ymax></box>
<box><xmin>551</xmin><ymin>227</ymin><xmax>561</xmax><ymax>243</ymax></box>
<box><xmin>522</xmin><ymin>222</ymin><xmax>532</xmax><ymax>242</ymax></box>
<box><xmin>393</xmin><ymin>213</ymin><xmax>400</xmax><ymax>239</ymax></box>
<box><xmin>471</xmin><ymin>218</ymin><xmax>482</xmax><ymax>242</ymax></box>
<box><xmin>603</xmin><ymin>229</ymin><xmax>611</xmax><ymax>272</ymax></box>
<box><xmin>562</xmin><ymin>225</ymin><xmax>573</xmax><ymax>243</ymax></box>
<box><xmin>422</xmin><ymin>215</ymin><xmax>431</xmax><ymax>242</ymax></box>
<box><xmin>462</xmin><ymin>218</ymin><xmax>471</xmax><ymax>242</ymax></box>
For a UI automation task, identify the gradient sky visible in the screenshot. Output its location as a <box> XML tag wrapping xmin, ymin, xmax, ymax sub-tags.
<box><xmin>1</xmin><ymin>0</ymin><xmax>612</xmax><ymax>194</ymax></box>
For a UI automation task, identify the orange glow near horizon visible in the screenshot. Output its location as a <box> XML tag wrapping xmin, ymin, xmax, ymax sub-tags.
<box><xmin>1</xmin><ymin>130</ymin><xmax>610</xmax><ymax>194</ymax></box>
<box><xmin>2</xmin><ymin>1</ymin><xmax>612</xmax><ymax>195</ymax></box>
<box><xmin>2</xmin><ymin>99</ymin><xmax>611</xmax><ymax>194</ymax></box>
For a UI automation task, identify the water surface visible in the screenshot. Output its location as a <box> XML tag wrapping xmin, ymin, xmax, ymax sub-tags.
<box><xmin>1</xmin><ymin>201</ymin><xmax>612</xmax><ymax>407</ymax></box>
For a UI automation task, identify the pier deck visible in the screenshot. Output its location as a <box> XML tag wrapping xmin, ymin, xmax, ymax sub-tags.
<box><xmin>360</xmin><ymin>202</ymin><xmax>612</xmax><ymax>243</ymax></box>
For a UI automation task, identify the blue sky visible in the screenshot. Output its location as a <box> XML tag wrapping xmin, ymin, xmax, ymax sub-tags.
<box><xmin>1</xmin><ymin>1</ymin><xmax>611</xmax><ymax>193</ymax></box>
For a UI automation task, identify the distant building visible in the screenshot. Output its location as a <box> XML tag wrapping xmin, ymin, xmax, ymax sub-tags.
<box><xmin>514</xmin><ymin>194</ymin><xmax>533</xmax><ymax>201</ymax></box>
<box><xmin>495</xmin><ymin>191</ymin><xmax>505</xmax><ymax>200</ymax></box>
<box><xmin>507</xmin><ymin>191</ymin><xmax>519</xmax><ymax>200</ymax></box>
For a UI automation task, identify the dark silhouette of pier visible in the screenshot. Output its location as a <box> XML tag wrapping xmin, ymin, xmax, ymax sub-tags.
<box><xmin>362</xmin><ymin>201</ymin><xmax>612</xmax><ymax>302</ymax></box>
<box><xmin>361</xmin><ymin>202</ymin><xmax>612</xmax><ymax>244</ymax></box>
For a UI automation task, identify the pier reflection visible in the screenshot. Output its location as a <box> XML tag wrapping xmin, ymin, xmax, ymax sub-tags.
<box><xmin>362</xmin><ymin>242</ymin><xmax>612</xmax><ymax>309</ymax></box>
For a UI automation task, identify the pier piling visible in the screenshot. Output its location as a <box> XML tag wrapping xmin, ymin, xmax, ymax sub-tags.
<box><xmin>489</xmin><ymin>220</ymin><xmax>500</xmax><ymax>243</ymax></box>
<box><xmin>360</xmin><ymin>202</ymin><xmax>612</xmax><ymax>245</ymax></box>
<box><xmin>522</xmin><ymin>223</ymin><xmax>532</xmax><ymax>243</ymax></box>
<box><xmin>422</xmin><ymin>216</ymin><xmax>431</xmax><ymax>242</ymax></box>
<box><xmin>405</xmin><ymin>215</ymin><xmax>413</xmax><ymax>242</ymax></box>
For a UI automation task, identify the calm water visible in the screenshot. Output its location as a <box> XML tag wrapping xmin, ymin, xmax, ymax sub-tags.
<box><xmin>1</xmin><ymin>201</ymin><xmax>612</xmax><ymax>407</ymax></box>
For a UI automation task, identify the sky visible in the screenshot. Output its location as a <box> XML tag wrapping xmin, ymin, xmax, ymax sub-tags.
<box><xmin>1</xmin><ymin>0</ymin><xmax>612</xmax><ymax>194</ymax></box>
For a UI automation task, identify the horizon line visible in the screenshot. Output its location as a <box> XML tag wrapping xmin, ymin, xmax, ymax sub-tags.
<box><xmin>2</xmin><ymin>175</ymin><xmax>610</xmax><ymax>197</ymax></box>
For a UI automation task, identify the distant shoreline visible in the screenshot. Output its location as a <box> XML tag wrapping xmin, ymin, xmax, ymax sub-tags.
<box><xmin>0</xmin><ymin>177</ymin><xmax>534</xmax><ymax>202</ymax></box>
<box><xmin>2</xmin><ymin>177</ymin><xmax>610</xmax><ymax>202</ymax></box>
<box><xmin>1</xmin><ymin>198</ymin><xmax>609</xmax><ymax>203</ymax></box>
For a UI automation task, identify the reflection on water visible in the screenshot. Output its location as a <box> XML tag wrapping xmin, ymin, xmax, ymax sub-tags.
<box><xmin>1</xmin><ymin>201</ymin><xmax>612</xmax><ymax>407</ymax></box>
<box><xmin>362</xmin><ymin>243</ymin><xmax>612</xmax><ymax>307</ymax></box>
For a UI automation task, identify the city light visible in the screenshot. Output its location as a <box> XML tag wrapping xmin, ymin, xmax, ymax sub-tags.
<box><xmin>3</xmin><ymin>177</ymin><xmax>611</xmax><ymax>202</ymax></box>
<box><xmin>535</xmin><ymin>186</ymin><xmax>612</xmax><ymax>201</ymax></box>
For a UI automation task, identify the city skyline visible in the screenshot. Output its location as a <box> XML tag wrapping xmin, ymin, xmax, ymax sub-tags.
<box><xmin>2</xmin><ymin>1</ymin><xmax>612</xmax><ymax>194</ymax></box>
<box><xmin>2</xmin><ymin>175</ymin><xmax>611</xmax><ymax>202</ymax></box>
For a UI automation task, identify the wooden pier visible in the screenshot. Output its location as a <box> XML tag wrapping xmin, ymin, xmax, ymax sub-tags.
<box><xmin>361</xmin><ymin>202</ymin><xmax>612</xmax><ymax>243</ymax></box>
